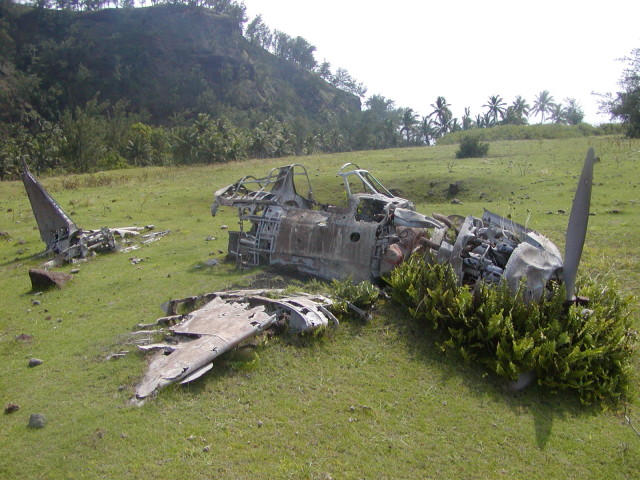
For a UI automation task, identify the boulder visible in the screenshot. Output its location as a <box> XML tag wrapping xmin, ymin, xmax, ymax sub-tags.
<box><xmin>29</xmin><ymin>269</ymin><xmax>72</xmax><ymax>290</ymax></box>
<box><xmin>28</xmin><ymin>413</ymin><xmax>47</xmax><ymax>429</ymax></box>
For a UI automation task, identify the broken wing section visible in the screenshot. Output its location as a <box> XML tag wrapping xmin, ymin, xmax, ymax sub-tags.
<box><xmin>135</xmin><ymin>298</ymin><xmax>274</xmax><ymax>399</ymax></box>
<box><xmin>21</xmin><ymin>161</ymin><xmax>79</xmax><ymax>252</ymax></box>
<box><xmin>134</xmin><ymin>290</ymin><xmax>337</xmax><ymax>402</ymax></box>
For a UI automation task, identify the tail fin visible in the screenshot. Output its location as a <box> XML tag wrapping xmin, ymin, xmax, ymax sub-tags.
<box><xmin>20</xmin><ymin>161</ymin><xmax>79</xmax><ymax>251</ymax></box>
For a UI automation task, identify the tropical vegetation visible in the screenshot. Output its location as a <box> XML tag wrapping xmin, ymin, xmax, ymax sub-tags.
<box><xmin>598</xmin><ymin>47</ymin><xmax>640</xmax><ymax>138</ymax></box>
<box><xmin>1</xmin><ymin>1</ymin><xmax>629</xmax><ymax>180</ymax></box>
<box><xmin>386</xmin><ymin>256</ymin><xmax>637</xmax><ymax>406</ymax></box>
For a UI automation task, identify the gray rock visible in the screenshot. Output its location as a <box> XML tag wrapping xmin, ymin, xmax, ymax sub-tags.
<box><xmin>28</xmin><ymin>413</ymin><xmax>47</xmax><ymax>429</ymax></box>
<box><xmin>29</xmin><ymin>269</ymin><xmax>72</xmax><ymax>290</ymax></box>
<box><xmin>28</xmin><ymin>358</ymin><xmax>43</xmax><ymax>368</ymax></box>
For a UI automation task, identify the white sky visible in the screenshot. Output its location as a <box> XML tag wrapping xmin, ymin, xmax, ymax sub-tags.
<box><xmin>242</xmin><ymin>0</ymin><xmax>640</xmax><ymax>125</ymax></box>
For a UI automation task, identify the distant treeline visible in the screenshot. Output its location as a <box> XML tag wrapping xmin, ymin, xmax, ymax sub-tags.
<box><xmin>0</xmin><ymin>96</ymin><xmax>621</xmax><ymax>180</ymax></box>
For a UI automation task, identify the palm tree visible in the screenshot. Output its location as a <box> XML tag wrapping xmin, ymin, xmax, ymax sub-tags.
<box><xmin>511</xmin><ymin>96</ymin><xmax>530</xmax><ymax>123</ymax></box>
<box><xmin>461</xmin><ymin>107</ymin><xmax>474</xmax><ymax>130</ymax></box>
<box><xmin>400</xmin><ymin>108</ymin><xmax>418</xmax><ymax>144</ymax></box>
<box><xmin>532</xmin><ymin>90</ymin><xmax>555</xmax><ymax>123</ymax></box>
<box><xmin>325</xmin><ymin>128</ymin><xmax>345</xmax><ymax>153</ymax></box>
<box><xmin>419</xmin><ymin>117</ymin><xmax>436</xmax><ymax>146</ymax></box>
<box><xmin>193</xmin><ymin>113</ymin><xmax>213</xmax><ymax>135</ymax></box>
<box><xmin>483</xmin><ymin>95</ymin><xmax>507</xmax><ymax>124</ymax></box>
<box><xmin>549</xmin><ymin>103</ymin><xmax>568</xmax><ymax>124</ymax></box>
<box><xmin>428</xmin><ymin>96</ymin><xmax>452</xmax><ymax>137</ymax></box>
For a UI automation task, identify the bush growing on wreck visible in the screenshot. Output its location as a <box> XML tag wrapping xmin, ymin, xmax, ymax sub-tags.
<box><xmin>329</xmin><ymin>277</ymin><xmax>379</xmax><ymax>320</ymax></box>
<box><xmin>387</xmin><ymin>255</ymin><xmax>638</xmax><ymax>406</ymax></box>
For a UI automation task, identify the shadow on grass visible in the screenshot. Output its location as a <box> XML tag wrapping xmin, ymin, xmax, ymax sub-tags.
<box><xmin>380</xmin><ymin>301</ymin><xmax>600</xmax><ymax>449</ymax></box>
<box><xmin>0</xmin><ymin>250</ymin><xmax>47</xmax><ymax>269</ymax></box>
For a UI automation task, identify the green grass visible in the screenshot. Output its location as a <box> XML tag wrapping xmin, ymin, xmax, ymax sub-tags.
<box><xmin>1</xmin><ymin>136</ymin><xmax>639</xmax><ymax>479</ymax></box>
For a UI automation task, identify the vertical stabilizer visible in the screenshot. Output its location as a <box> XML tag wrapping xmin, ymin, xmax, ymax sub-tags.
<box><xmin>21</xmin><ymin>161</ymin><xmax>79</xmax><ymax>251</ymax></box>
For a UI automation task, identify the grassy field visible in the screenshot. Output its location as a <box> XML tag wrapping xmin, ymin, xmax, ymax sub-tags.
<box><xmin>0</xmin><ymin>136</ymin><xmax>638</xmax><ymax>479</ymax></box>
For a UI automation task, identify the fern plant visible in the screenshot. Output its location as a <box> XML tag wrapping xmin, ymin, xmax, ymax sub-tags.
<box><xmin>328</xmin><ymin>276</ymin><xmax>379</xmax><ymax>320</ymax></box>
<box><xmin>386</xmin><ymin>255</ymin><xmax>638</xmax><ymax>406</ymax></box>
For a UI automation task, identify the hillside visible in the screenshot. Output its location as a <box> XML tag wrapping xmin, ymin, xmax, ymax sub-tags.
<box><xmin>1</xmin><ymin>4</ymin><xmax>360</xmax><ymax>125</ymax></box>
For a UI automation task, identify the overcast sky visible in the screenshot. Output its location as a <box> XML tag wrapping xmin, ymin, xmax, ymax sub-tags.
<box><xmin>241</xmin><ymin>0</ymin><xmax>639</xmax><ymax>125</ymax></box>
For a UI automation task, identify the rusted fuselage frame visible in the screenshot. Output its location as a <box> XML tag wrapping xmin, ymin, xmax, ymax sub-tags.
<box><xmin>212</xmin><ymin>163</ymin><xmax>444</xmax><ymax>282</ymax></box>
<box><xmin>212</xmin><ymin>162</ymin><xmax>569</xmax><ymax>301</ymax></box>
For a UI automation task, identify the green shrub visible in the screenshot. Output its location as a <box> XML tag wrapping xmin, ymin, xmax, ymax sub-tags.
<box><xmin>329</xmin><ymin>276</ymin><xmax>379</xmax><ymax>320</ymax></box>
<box><xmin>455</xmin><ymin>135</ymin><xmax>489</xmax><ymax>158</ymax></box>
<box><xmin>386</xmin><ymin>255</ymin><xmax>638</xmax><ymax>406</ymax></box>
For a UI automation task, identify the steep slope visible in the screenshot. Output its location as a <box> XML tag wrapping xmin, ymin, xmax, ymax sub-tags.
<box><xmin>6</xmin><ymin>4</ymin><xmax>360</xmax><ymax>124</ymax></box>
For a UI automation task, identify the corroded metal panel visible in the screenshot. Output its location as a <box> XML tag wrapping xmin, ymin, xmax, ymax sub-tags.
<box><xmin>271</xmin><ymin>209</ymin><xmax>380</xmax><ymax>282</ymax></box>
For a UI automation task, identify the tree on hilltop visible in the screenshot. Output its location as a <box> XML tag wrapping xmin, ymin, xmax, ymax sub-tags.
<box><xmin>598</xmin><ymin>47</ymin><xmax>640</xmax><ymax>137</ymax></box>
<box><xmin>483</xmin><ymin>95</ymin><xmax>506</xmax><ymax>124</ymax></box>
<box><xmin>400</xmin><ymin>108</ymin><xmax>418</xmax><ymax>144</ymax></box>
<box><xmin>532</xmin><ymin>90</ymin><xmax>555</xmax><ymax>123</ymax></box>
<box><xmin>428</xmin><ymin>96</ymin><xmax>452</xmax><ymax>137</ymax></box>
<box><xmin>246</xmin><ymin>14</ymin><xmax>272</xmax><ymax>49</ymax></box>
<box><xmin>564</xmin><ymin>98</ymin><xmax>584</xmax><ymax>125</ymax></box>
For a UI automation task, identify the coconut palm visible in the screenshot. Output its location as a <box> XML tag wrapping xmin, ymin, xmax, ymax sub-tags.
<box><xmin>428</xmin><ymin>96</ymin><xmax>452</xmax><ymax>137</ymax></box>
<box><xmin>483</xmin><ymin>95</ymin><xmax>507</xmax><ymax>124</ymax></box>
<box><xmin>549</xmin><ymin>103</ymin><xmax>568</xmax><ymax>124</ymax></box>
<box><xmin>461</xmin><ymin>107</ymin><xmax>474</xmax><ymax>130</ymax></box>
<box><xmin>419</xmin><ymin>117</ymin><xmax>436</xmax><ymax>146</ymax></box>
<box><xmin>512</xmin><ymin>96</ymin><xmax>530</xmax><ymax>122</ymax></box>
<box><xmin>532</xmin><ymin>90</ymin><xmax>555</xmax><ymax>123</ymax></box>
<box><xmin>400</xmin><ymin>108</ymin><xmax>418</xmax><ymax>144</ymax></box>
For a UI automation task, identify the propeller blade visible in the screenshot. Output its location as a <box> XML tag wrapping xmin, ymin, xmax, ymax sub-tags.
<box><xmin>564</xmin><ymin>148</ymin><xmax>596</xmax><ymax>301</ymax></box>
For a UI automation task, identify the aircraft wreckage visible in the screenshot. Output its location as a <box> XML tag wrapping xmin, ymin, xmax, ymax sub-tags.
<box><xmin>21</xmin><ymin>161</ymin><xmax>168</xmax><ymax>266</ymax></box>
<box><xmin>133</xmin><ymin>289</ymin><xmax>338</xmax><ymax>402</ymax></box>
<box><xmin>212</xmin><ymin>149</ymin><xmax>595</xmax><ymax>304</ymax></box>
<box><xmin>135</xmin><ymin>148</ymin><xmax>595</xmax><ymax>400</ymax></box>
